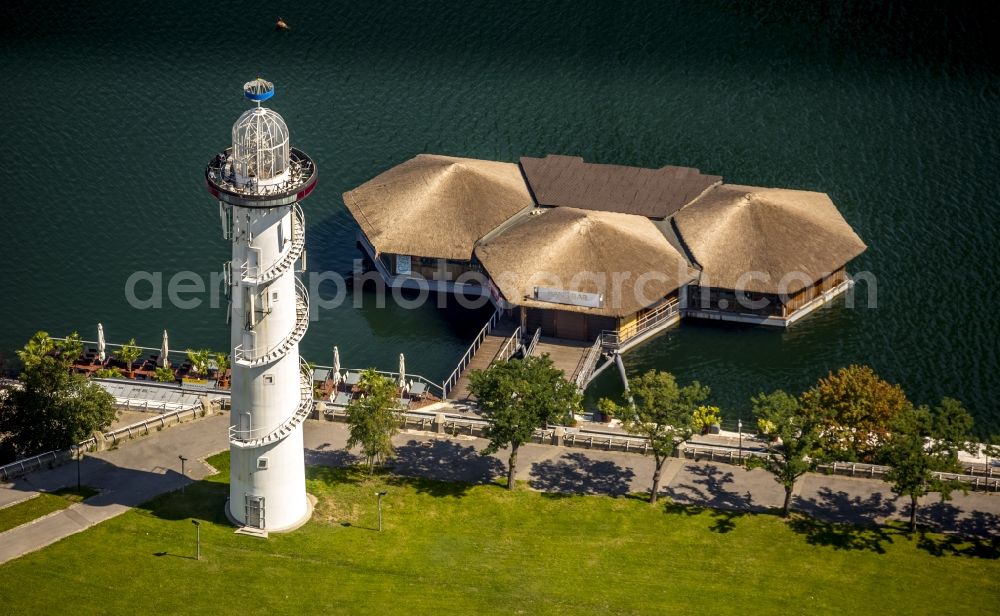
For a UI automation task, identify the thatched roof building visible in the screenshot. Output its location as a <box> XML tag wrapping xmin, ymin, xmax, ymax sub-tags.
<box><xmin>475</xmin><ymin>207</ymin><xmax>697</xmax><ymax>317</ymax></box>
<box><xmin>673</xmin><ymin>184</ymin><xmax>867</xmax><ymax>295</ymax></box>
<box><xmin>342</xmin><ymin>154</ymin><xmax>534</xmax><ymax>261</ymax></box>
<box><xmin>342</xmin><ymin>152</ymin><xmax>866</xmax><ymax>338</ymax></box>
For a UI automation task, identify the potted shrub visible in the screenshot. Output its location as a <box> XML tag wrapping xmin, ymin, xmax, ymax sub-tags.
<box><xmin>692</xmin><ymin>405</ymin><xmax>722</xmax><ymax>435</ymax></box>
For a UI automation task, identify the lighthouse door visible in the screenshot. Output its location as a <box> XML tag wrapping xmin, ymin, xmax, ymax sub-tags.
<box><xmin>245</xmin><ymin>495</ymin><xmax>265</xmax><ymax>529</ymax></box>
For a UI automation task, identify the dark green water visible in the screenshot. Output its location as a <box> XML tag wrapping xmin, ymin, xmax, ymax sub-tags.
<box><xmin>2</xmin><ymin>1</ymin><xmax>998</xmax><ymax>433</ymax></box>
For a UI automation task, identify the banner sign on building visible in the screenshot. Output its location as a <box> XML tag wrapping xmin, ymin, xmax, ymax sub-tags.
<box><xmin>533</xmin><ymin>287</ymin><xmax>603</xmax><ymax>308</ymax></box>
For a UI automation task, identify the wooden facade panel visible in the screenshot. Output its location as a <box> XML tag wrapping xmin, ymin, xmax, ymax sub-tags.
<box><xmin>555</xmin><ymin>311</ymin><xmax>587</xmax><ymax>340</ymax></box>
<box><xmin>782</xmin><ymin>268</ymin><xmax>848</xmax><ymax>314</ymax></box>
<box><xmin>526</xmin><ymin>308</ymin><xmax>615</xmax><ymax>342</ymax></box>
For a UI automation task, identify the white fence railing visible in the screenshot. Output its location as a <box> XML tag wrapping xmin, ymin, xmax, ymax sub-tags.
<box><xmin>442</xmin><ymin>306</ymin><xmax>503</xmax><ymax>398</ymax></box>
<box><xmin>524</xmin><ymin>328</ymin><xmax>542</xmax><ymax>357</ymax></box>
<box><xmin>572</xmin><ymin>337</ymin><xmax>604</xmax><ymax>391</ymax></box>
<box><xmin>0</xmin><ymin>450</ymin><xmax>63</xmax><ymax>482</ymax></box>
<box><xmin>103</xmin><ymin>405</ymin><xmax>204</xmax><ymax>446</ymax></box>
<box><xmin>495</xmin><ymin>326</ymin><xmax>522</xmax><ymax>364</ymax></box>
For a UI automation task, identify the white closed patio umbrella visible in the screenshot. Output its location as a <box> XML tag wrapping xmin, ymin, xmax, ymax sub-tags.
<box><xmin>159</xmin><ymin>330</ymin><xmax>170</xmax><ymax>368</ymax></box>
<box><xmin>398</xmin><ymin>353</ymin><xmax>407</xmax><ymax>390</ymax></box>
<box><xmin>332</xmin><ymin>346</ymin><xmax>342</xmax><ymax>386</ymax></box>
<box><xmin>97</xmin><ymin>323</ymin><xmax>106</xmax><ymax>363</ymax></box>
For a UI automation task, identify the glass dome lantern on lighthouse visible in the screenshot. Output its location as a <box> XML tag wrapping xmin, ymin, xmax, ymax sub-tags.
<box><xmin>230</xmin><ymin>78</ymin><xmax>290</xmax><ymax>190</ymax></box>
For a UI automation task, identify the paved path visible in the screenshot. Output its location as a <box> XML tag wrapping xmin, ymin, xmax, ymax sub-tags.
<box><xmin>303</xmin><ymin>420</ymin><xmax>1000</xmax><ymax>536</ymax></box>
<box><xmin>0</xmin><ymin>414</ymin><xmax>228</xmax><ymax>564</ymax></box>
<box><xmin>3</xmin><ymin>413</ymin><xmax>998</xmax><ymax>566</ymax></box>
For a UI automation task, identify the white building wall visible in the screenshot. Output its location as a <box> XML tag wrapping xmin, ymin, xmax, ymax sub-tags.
<box><xmin>227</xmin><ymin>203</ymin><xmax>308</xmax><ymax>531</ymax></box>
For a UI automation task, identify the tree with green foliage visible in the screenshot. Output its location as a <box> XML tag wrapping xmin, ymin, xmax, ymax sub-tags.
<box><xmin>185</xmin><ymin>348</ymin><xmax>211</xmax><ymax>377</ymax></box>
<box><xmin>153</xmin><ymin>366</ymin><xmax>176</xmax><ymax>383</ymax></box>
<box><xmin>17</xmin><ymin>331</ymin><xmax>82</xmax><ymax>370</ymax></box>
<box><xmin>345</xmin><ymin>370</ymin><xmax>402</xmax><ymax>475</ymax></box>
<box><xmin>883</xmin><ymin>398</ymin><xmax>973</xmax><ymax>533</ymax></box>
<box><xmin>801</xmin><ymin>365</ymin><xmax>912</xmax><ymax>463</ymax></box>
<box><xmin>747</xmin><ymin>390</ymin><xmax>824</xmax><ymax>517</ymax></box>
<box><xmin>471</xmin><ymin>355</ymin><xmax>580</xmax><ymax>491</ymax></box>
<box><xmin>599</xmin><ymin>370</ymin><xmax>709</xmax><ymax>504</ymax></box>
<box><xmin>116</xmin><ymin>338</ymin><xmax>142</xmax><ymax>378</ymax></box>
<box><xmin>0</xmin><ymin>332</ymin><xmax>115</xmax><ymax>459</ymax></box>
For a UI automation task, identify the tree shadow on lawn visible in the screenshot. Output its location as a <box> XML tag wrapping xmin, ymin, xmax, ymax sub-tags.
<box><xmin>787</xmin><ymin>515</ymin><xmax>900</xmax><ymax>554</ymax></box>
<box><xmin>138</xmin><ymin>475</ymin><xmax>229</xmax><ymax>525</ymax></box>
<box><xmin>387</xmin><ymin>439</ymin><xmax>505</xmax><ymax>498</ymax></box>
<box><xmin>788</xmin><ymin>487</ymin><xmax>904</xmax><ymax>554</ymax></box>
<box><xmin>304</xmin><ymin>447</ymin><xmax>361</xmax><ymax>468</ymax></box>
<box><xmin>915</xmin><ymin>502</ymin><xmax>1000</xmax><ymax>559</ymax></box>
<box><xmin>656</xmin><ymin>500</ymin><xmax>752</xmax><ymax>534</ymax></box>
<box><xmin>528</xmin><ymin>452</ymin><xmax>636</xmax><ymax>496</ymax></box>
<box><xmin>784</xmin><ymin>494</ymin><xmax>1000</xmax><ymax>558</ymax></box>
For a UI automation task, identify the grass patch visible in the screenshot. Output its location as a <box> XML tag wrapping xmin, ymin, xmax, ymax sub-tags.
<box><xmin>0</xmin><ymin>452</ymin><xmax>998</xmax><ymax>615</ymax></box>
<box><xmin>0</xmin><ymin>486</ymin><xmax>99</xmax><ymax>533</ymax></box>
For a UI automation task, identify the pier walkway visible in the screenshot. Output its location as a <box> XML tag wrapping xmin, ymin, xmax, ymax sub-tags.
<box><xmin>443</xmin><ymin>310</ymin><xmax>612</xmax><ymax>401</ymax></box>
<box><xmin>528</xmin><ymin>337</ymin><xmax>605</xmax><ymax>390</ymax></box>
<box><xmin>447</xmin><ymin>319</ymin><xmax>518</xmax><ymax>401</ymax></box>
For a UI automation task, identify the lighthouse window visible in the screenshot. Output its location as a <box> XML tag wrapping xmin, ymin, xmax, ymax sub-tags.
<box><xmin>263</xmin><ymin>374</ymin><xmax>274</xmax><ymax>385</ymax></box>
<box><xmin>271</xmin><ymin>290</ymin><xmax>279</xmax><ymax>303</ymax></box>
<box><xmin>257</xmin><ymin>457</ymin><xmax>269</xmax><ymax>470</ymax></box>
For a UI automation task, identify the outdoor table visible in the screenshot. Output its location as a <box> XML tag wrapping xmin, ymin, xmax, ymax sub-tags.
<box><xmin>409</xmin><ymin>382</ymin><xmax>427</xmax><ymax>398</ymax></box>
<box><xmin>344</xmin><ymin>372</ymin><xmax>361</xmax><ymax>386</ymax></box>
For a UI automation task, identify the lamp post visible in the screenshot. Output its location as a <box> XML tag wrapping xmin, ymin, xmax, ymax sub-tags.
<box><xmin>76</xmin><ymin>447</ymin><xmax>82</xmax><ymax>491</ymax></box>
<box><xmin>191</xmin><ymin>519</ymin><xmax>201</xmax><ymax>561</ymax></box>
<box><xmin>737</xmin><ymin>419</ymin><xmax>743</xmax><ymax>463</ymax></box>
<box><xmin>179</xmin><ymin>455</ymin><xmax>188</xmax><ymax>493</ymax></box>
<box><xmin>375</xmin><ymin>491</ymin><xmax>387</xmax><ymax>532</ymax></box>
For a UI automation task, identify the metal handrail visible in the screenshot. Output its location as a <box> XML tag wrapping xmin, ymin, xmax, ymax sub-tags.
<box><xmin>524</xmin><ymin>327</ymin><xmax>542</xmax><ymax>357</ymax></box>
<box><xmin>601</xmin><ymin>297</ymin><xmax>679</xmax><ymax>351</ymax></box>
<box><xmin>442</xmin><ymin>306</ymin><xmax>502</xmax><ymax>397</ymax></box>
<box><xmin>234</xmin><ymin>278</ymin><xmax>310</xmax><ymax>365</ymax></box>
<box><xmin>495</xmin><ymin>326</ymin><xmax>522</xmax><ymax>363</ymax></box>
<box><xmin>105</xmin><ymin>405</ymin><xmax>202</xmax><ymax>444</ymax></box>
<box><xmin>238</xmin><ymin>203</ymin><xmax>305</xmax><ymax>283</ymax></box>
<box><xmin>573</xmin><ymin>336</ymin><xmax>604</xmax><ymax>391</ymax></box>
<box><xmin>312</xmin><ymin>365</ymin><xmax>444</xmax><ymax>397</ymax></box>
<box><xmin>0</xmin><ymin>450</ymin><xmax>61</xmax><ymax>482</ymax></box>
<box><xmin>229</xmin><ymin>357</ymin><xmax>313</xmax><ymax>446</ymax></box>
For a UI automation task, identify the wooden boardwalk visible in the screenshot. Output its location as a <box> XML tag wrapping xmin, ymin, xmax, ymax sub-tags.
<box><xmin>448</xmin><ymin>322</ymin><xmax>517</xmax><ymax>401</ymax></box>
<box><xmin>529</xmin><ymin>337</ymin><xmax>594</xmax><ymax>384</ymax></box>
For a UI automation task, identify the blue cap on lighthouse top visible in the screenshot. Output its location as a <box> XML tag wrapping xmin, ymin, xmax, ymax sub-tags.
<box><xmin>244</xmin><ymin>78</ymin><xmax>275</xmax><ymax>102</ymax></box>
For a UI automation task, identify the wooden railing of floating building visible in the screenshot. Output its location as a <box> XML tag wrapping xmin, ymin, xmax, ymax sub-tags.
<box><xmin>601</xmin><ymin>297</ymin><xmax>680</xmax><ymax>351</ymax></box>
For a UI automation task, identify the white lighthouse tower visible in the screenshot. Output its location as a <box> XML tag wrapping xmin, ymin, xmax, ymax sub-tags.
<box><xmin>205</xmin><ymin>78</ymin><xmax>317</xmax><ymax>531</ymax></box>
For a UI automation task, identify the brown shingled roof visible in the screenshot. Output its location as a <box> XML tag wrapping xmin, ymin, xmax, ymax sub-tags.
<box><xmin>519</xmin><ymin>155</ymin><xmax>722</xmax><ymax>219</ymax></box>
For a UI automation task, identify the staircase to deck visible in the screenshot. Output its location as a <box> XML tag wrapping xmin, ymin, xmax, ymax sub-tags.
<box><xmin>444</xmin><ymin>309</ymin><xmax>518</xmax><ymax>401</ymax></box>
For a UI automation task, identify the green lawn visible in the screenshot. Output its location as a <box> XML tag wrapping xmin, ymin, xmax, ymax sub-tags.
<box><xmin>0</xmin><ymin>453</ymin><xmax>997</xmax><ymax>615</ymax></box>
<box><xmin>0</xmin><ymin>486</ymin><xmax>98</xmax><ymax>533</ymax></box>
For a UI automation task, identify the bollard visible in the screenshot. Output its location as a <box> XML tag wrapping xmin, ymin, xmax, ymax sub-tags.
<box><xmin>553</xmin><ymin>426</ymin><xmax>566</xmax><ymax>447</ymax></box>
<box><xmin>434</xmin><ymin>413</ymin><xmax>446</xmax><ymax>435</ymax></box>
